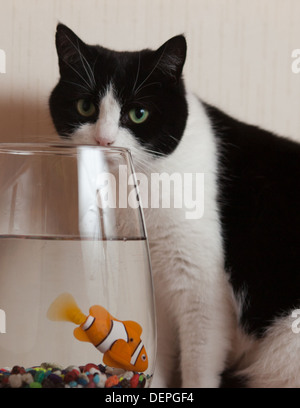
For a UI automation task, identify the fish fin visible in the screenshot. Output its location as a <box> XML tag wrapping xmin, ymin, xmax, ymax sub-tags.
<box><xmin>103</xmin><ymin>351</ymin><xmax>119</xmax><ymax>368</ymax></box>
<box><xmin>47</xmin><ymin>292</ymin><xmax>86</xmax><ymax>325</ymax></box>
<box><xmin>123</xmin><ymin>320</ymin><xmax>142</xmax><ymax>336</ymax></box>
<box><xmin>103</xmin><ymin>340</ymin><xmax>132</xmax><ymax>370</ymax></box>
<box><xmin>73</xmin><ymin>327</ymin><xmax>90</xmax><ymax>343</ymax></box>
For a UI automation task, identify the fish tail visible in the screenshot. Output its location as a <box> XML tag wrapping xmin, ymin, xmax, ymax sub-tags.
<box><xmin>47</xmin><ymin>292</ymin><xmax>87</xmax><ymax>326</ymax></box>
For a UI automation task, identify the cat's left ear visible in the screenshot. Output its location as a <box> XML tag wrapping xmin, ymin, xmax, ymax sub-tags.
<box><xmin>55</xmin><ymin>23</ymin><xmax>90</xmax><ymax>77</ymax></box>
<box><xmin>154</xmin><ymin>35</ymin><xmax>187</xmax><ymax>82</ymax></box>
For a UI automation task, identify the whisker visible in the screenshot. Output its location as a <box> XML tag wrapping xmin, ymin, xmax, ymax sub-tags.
<box><xmin>126</xmin><ymin>147</ymin><xmax>157</xmax><ymax>171</ymax></box>
<box><xmin>134</xmin><ymin>95</ymin><xmax>155</xmax><ymax>101</ymax></box>
<box><xmin>134</xmin><ymin>46</ymin><xmax>167</xmax><ymax>96</ymax></box>
<box><xmin>142</xmin><ymin>148</ymin><xmax>166</xmax><ymax>159</ymax></box>
<box><xmin>61</xmin><ymin>32</ymin><xmax>95</xmax><ymax>92</ymax></box>
<box><xmin>75</xmin><ymin>38</ymin><xmax>97</xmax><ymax>89</ymax></box>
<box><xmin>132</xmin><ymin>158</ymin><xmax>155</xmax><ymax>174</ymax></box>
<box><xmin>130</xmin><ymin>147</ymin><xmax>166</xmax><ymax>174</ymax></box>
<box><xmin>143</xmin><ymin>147</ymin><xmax>165</xmax><ymax>156</ymax></box>
<box><xmin>132</xmin><ymin>53</ymin><xmax>141</xmax><ymax>94</ymax></box>
<box><xmin>61</xmin><ymin>79</ymin><xmax>92</xmax><ymax>94</ymax></box>
<box><xmin>166</xmin><ymin>134</ymin><xmax>179</xmax><ymax>143</ymax></box>
<box><xmin>61</xmin><ymin>56</ymin><xmax>94</xmax><ymax>92</ymax></box>
<box><xmin>135</xmin><ymin>81</ymin><xmax>162</xmax><ymax>97</ymax></box>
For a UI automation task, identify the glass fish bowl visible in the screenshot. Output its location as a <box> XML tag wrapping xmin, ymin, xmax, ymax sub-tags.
<box><xmin>0</xmin><ymin>144</ymin><xmax>156</xmax><ymax>388</ymax></box>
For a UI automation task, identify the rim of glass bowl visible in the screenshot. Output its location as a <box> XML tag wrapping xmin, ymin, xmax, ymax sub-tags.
<box><xmin>0</xmin><ymin>143</ymin><xmax>132</xmax><ymax>157</ymax></box>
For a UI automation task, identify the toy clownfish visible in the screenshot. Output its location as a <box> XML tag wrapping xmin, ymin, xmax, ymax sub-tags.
<box><xmin>47</xmin><ymin>293</ymin><xmax>148</xmax><ymax>372</ymax></box>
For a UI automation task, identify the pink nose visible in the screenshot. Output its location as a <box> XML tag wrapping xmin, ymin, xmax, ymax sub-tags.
<box><xmin>96</xmin><ymin>137</ymin><xmax>114</xmax><ymax>147</ymax></box>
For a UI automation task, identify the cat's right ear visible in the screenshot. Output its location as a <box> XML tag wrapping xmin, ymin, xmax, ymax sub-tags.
<box><xmin>154</xmin><ymin>35</ymin><xmax>187</xmax><ymax>83</ymax></box>
<box><xmin>55</xmin><ymin>23</ymin><xmax>88</xmax><ymax>76</ymax></box>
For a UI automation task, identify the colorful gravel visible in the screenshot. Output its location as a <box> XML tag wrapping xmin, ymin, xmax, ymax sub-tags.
<box><xmin>0</xmin><ymin>362</ymin><xmax>151</xmax><ymax>388</ymax></box>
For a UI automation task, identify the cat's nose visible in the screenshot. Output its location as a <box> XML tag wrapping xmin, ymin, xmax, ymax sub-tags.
<box><xmin>95</xmin><ymin>137</ymin><xmax>114</xmax><ymax>147</ymax></box>
<box><xmin>94</xmin><ymin>118</ymin><xmax>117</xmax><ymax>146</ymax></box>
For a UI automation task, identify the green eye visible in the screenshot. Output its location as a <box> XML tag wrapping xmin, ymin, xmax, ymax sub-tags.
<box><xmin>128</xmin><ymin>108</ymin><xmax>149</xmax><ymax>124</ymax></box>
<box><xmin>76</xmin><ymin>99</ymin><xmax>96</xmax><ymax>117</ymax></box>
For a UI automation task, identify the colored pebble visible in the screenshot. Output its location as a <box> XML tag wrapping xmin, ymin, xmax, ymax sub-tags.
<box><xmin>30</xmin><ymin>381</ymin><xmax>42</xmax><ymax>388</ymax></box>
<box><xmin>22</xmin><ymin>373</ymin><xmax>34</xmax><ymax>385</ymax></box>
<box><xmin>105</xmin><ymin>375</ymin><xmax>119</xmax><ymax>388</ymax></box>
<box><xmin>34</xmin><ymin>370</ymin><xmax>45</xmax><ymax>383</ymax></box>
<box><xmin>87</xmin><ymin>381</ymin><xmax>96</xmax><ymax>388</ymax></box>
<box><xmin>66</xmin><ymin>365</ymin><xmax>80</xmax><ymax>375</ymax></box>
<box><xmin>0</xmin><ymin>362</ymin><xmax>150</xmax><ymax>388</ymax></box>
<box><xmin>12</xmin><ymin>365</ymin><xmax>26</xmax><ymax>374</ymax></box>
<box><xmin>138</xmin><ymin>376</ymin><xmax>146</xmax><ymax>388</ymax></box>
<box><xmin>111</xmin><ymin>367</ymin><xmax>125</xmax><ymax>376</ymax></box>
<box><xmin>83</xmin><ymin>363</ymin><xmax>99</xmax><ymax>372</ymax></box>
<box><xmin>8</xmin><ymin>374</ymin><xmax>22</xmax><ymax>388</ymax></box>
<box><xmin>41</xmin><ymin>362</ymin><xmax>63</xmax><ymax>371</ymax></box>
<box><xmin>103</xmin><ymin>365</ymin><xmax>114</xmax><ymax>375</ymax></box>
<box><xmin>48</xmin><ymin>373</ymin><xmax>63</xmax><ymax>384</ymax></box>
<box><xmin>89</xmin><ymin>367</ymin><xmax>100</xmax><ymax>375</ymax></box>
<box><xmin>42</xmin><ymin>378</ymin><xmax>55</xmax><ymax>388</ymax></box>
<box><xmin>64</xmin><ymin>371</ymin><xmax>78</xmax><ymax>384</ymax></box>
<box><xmin>78</xmin><ymin>373</ymin><xmax>89</xmax><ymax>386</ymax></box>
<box><xmin>130</xmin><ymin>373</ymin><xmax>140</xmax><ymax>388</ymax></box>
<box><xmin>96</xmin><ymin>372</ymin><xmax>107</xmax><ymax>388</ymax></box>
<box><xmin>93</xmin><ymin>374</ymin><xmax>100</xmax><ymax>384</ymax></box>
<box><xmin>69</xmin><ymin>380</ymin><xmax>78</xmax><ymax>387</ymax></box>
<box><xmin>123</xmin><ymin>371</ymin><xmax>134</xmax><ymax>380</ymax></box>
<box><xmin>119</xmin><ymin>378</ymin><xmax>131</xmax><ymax>388</ymax></box>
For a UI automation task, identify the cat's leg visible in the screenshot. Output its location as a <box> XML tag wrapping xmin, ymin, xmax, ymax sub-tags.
<box><xmin>234</xmin><ymin>311</ymin><xmax>300</xmax><ymax>387</ymax></box>
<box><xmin>148</xmin><ymin>225</ymin><xmax>236</xmax><ymax>387</ymax></box>
<box><xmin>150</xmin><ymin>292</ymin><xmax>180</xmax><ymax>388</ymax></box>
<box><xmin>176</xmin><ymin>270</ymin><xmax>236</xmax><ymax>388</ymax></box>
<box><xmin>146</xmin><ymin>204</ymin><xmax>235</xmax><ymax>387</ymax></box>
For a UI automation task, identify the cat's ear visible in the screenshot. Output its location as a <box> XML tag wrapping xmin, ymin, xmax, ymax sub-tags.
<box><xmin>154</xmin><ymin>35</ymin><xmax>187</xmax><ymax>82</ymax></box>
<box><xmin>55</xmin><ymin>23</ymin><xmax>89</xmax><ymax>76</ymax></box>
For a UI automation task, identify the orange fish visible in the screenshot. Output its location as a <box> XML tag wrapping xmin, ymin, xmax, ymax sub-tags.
<box><xmin>47</xmin><ymin>293</ymin><xmax>148</xmax><ymax>372</ymax></box>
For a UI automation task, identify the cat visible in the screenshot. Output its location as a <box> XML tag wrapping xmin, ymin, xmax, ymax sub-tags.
<box><xmin>49</xmin><ymin>23</ymin><xmax>300</xmax><ymax>388</ymax></box>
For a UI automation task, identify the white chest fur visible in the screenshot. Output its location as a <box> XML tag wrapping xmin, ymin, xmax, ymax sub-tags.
<box><xmin>135</xmin><ymin>94</ymin><xmax>236</xmax><ymax>388</ymax></box>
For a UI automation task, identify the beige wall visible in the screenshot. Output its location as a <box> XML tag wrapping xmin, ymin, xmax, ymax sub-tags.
<box><xmin>0</xmin><ymin>0</ymin><xmax>300</xmax><ymax>143</ymax></box>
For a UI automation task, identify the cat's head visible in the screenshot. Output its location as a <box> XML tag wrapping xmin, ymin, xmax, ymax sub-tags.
<box><xmin>49</xmin><ymin>24</ymin><xmax>188</xmax><ymax>158</ymax></box>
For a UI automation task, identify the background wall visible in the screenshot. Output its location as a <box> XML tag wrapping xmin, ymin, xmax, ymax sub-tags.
<box><xmin>0</xmin><ymin>0</ymin><xmax>300</xmax><ymax>143</ymax></box>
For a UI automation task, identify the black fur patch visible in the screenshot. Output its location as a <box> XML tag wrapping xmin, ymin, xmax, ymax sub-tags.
<box><xmin>204</xmin><ymin>103</ymin><xmax>300</xmax><ymax>336</ymax></box>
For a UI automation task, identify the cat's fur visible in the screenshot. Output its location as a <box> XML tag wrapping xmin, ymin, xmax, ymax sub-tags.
<box><xmin>49</xmin><ymin>23</ymin><xmax>300</xmax><ymax>388</ymax></box>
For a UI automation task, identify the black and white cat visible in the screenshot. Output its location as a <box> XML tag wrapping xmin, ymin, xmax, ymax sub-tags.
<box><xmin>49</xmin><ymin>23</ymin><xmax>300</xmax><ymax>388</ymax></box>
